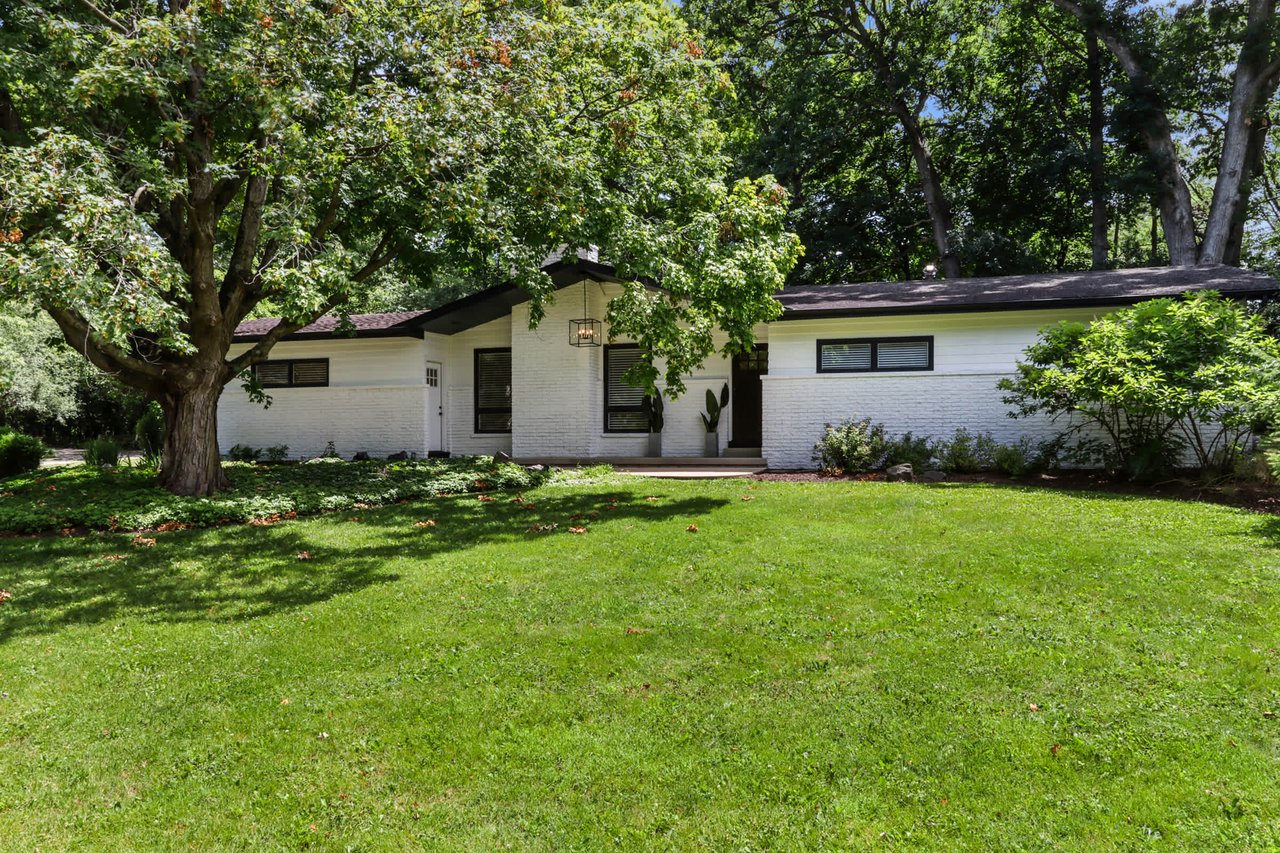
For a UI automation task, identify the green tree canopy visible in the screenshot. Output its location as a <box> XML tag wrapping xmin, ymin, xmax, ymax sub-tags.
<box><xmin>0</xmin><ymin>0</ymin><xmax>800</xmax><ymax>494</ymax></box>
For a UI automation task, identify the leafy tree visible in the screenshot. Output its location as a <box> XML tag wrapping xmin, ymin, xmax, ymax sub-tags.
<box><xmin>1000</xmin><ymin>292</ymin><xmax>1280</xmax><ymax>479</ymax></box>
<box><xmin>1048</xmin><ymin>0</ymin><xmax>1280</xmax><ymax>265</ymax></box>
<box><xmin>0</xmin><ymin>0</ymin><xmax>800</xmax><ymax>495</ymax></box>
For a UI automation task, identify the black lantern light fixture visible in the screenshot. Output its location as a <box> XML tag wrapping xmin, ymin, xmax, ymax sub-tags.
<box><xmin>569</xmin><ymin>279</ymin><xmax>602</xmax><ymax>347</ymax></box>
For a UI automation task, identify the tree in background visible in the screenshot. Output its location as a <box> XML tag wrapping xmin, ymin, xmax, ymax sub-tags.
<box><xmin>1</xmin><ymin>0</ymin><xmax>801</xmax><ymax>495</ymax></box>
<box><xmin>690</xmin><ymin>0</ymin><xmax>1280</xmax><ymax>283</ymax></box>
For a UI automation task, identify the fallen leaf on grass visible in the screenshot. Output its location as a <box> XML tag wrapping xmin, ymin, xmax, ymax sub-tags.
<box><xmin>102</xmin><ymin>554</ymin><xmax>126</xmax><ymax>562</ymax></box>
<box><xmin>1264</xmin><ymin>710</ymin><xmax>1276</xmax><ymax>719</ymax></box>
<box><xmin>741</xmin><ymin>495</ymin><xmax>754</xmax><ymax>501</ymax></box>
<box><xmin>131</xmin><ymin>536</ymin><xmax>157</xmax><ymax>548</ymax></box>
<box><xmin>317</xmin><ymin>731</ymin><xmax>329</xmax><ymax>740</ymax></box>
<box><xmin>1028</xmin><ymin>703</ymin><xmax>1040</xmax><ymax>713</ymax></box>
<box><xmin>414</xmin><ymin>520</ymin><xmax>436</xmax><ymax>528</ymax></box>
<box><xmin>297</xmin><ymin>551</ymin><xmax>312</xmax><ymax>561</ymax></box>
<box><xmin>568</xmin><ymin>526</ymin><xmax>587</xmax><ymax>535</ymax></box>
<box><xmin>477</xmin><ymin>495</ymin><xmax>496</xmax><ymax>503</ymax></box>
<box><xmin>644</xmin><ymin>496</ymin><xmax>660</xmax><ymax>502</ymax></box>
<box><xmin>0</xmin><ymin>590</ymin><xmax>12</xmax><ymax>603</ymax></box>
<box><xmin>1050</xmin><ymin>743</ymin><xmax>1062</xmax><ymax>757</ymax></box>
<box><xmin>348</xmin><ymin>516</ymin><xmax>363</xmax><ymax>523</ymax></box>
<box><xmin>510</xmin><ymin>494</ymin><xmax>525</xmax><ymax>504</ymax></box>
<box><xmin>473</xmin><ymin>480</ymin><xmax>490</xmax><ymax>491</ymax></box>
<box><xmin>686</xmin><ymin>524</ymin><xmax>699</xmax><ymax>533</ymax></box>
<box><xmin>625</xmin><ymin>627</ymin><xmax>647</xmax><ymax>635</ymax></box>
<box><xmin>528</xmin><ymin>522</ymin><xmax>558</xmax><ymax>532</ymax></box>
<box><xmin>280</xmin><ymin>698</ymin><xmax>291</xmax><ymax>706</ymax></box>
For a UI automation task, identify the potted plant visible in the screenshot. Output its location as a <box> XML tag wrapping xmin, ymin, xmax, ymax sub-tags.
<box><xmin>642</xmin><ymin>390</ymin><xmax>664</xmax><ymax>457</ymax></box>
<box><xmin>700</xmin><ymin>383</ymin><xmax>729</xmax><ymax>457</ymax></box>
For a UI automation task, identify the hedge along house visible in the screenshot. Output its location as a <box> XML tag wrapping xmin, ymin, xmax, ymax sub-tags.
<box><xmin>221</xmin><ymin>261</ymin><xmax>1277</xmax><ymax>469</ymax></box>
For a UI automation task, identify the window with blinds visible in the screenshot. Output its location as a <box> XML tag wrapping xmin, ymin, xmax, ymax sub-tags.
<box><xmin>474</xmin><ymin>348</ymin><xmax>512</xmax><ymax>433</ymax></box>
<box><xmin>817</xmin><ymin>337</ymin><xmax>932</xmax><ymax>373</ymax></box>
<box><xmin>604</xmin><ymin>345</ymin><xmax>648</xmax><ymax>432</ymax></box>
<box><xmin>251</xmin><ymin>359</ymin><xmax>329</xmax><ymax>388</ymax></box>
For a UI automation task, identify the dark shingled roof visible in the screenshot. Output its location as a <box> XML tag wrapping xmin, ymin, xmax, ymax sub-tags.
<box><xmin>233</xmin><ymin>310</ymin><xmax>430</xmax><ymax>342</ymax></box>
<box><xmin>234</xmin><ymin>263</ymin><xmax>1278</xmax><ymax>341</ymax></box>
<box><xmin>775</xmin><ymin>264</ymin><xmax>1278</xmax><ymax>319</ymax></box>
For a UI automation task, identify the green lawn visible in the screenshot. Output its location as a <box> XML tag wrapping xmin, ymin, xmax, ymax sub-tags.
<box><xmin>1</xmin><ymin>476</ymin><xmax>1277</xmax><ymax>849</ymax></box>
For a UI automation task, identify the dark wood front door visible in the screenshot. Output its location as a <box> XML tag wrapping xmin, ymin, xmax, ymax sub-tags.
<box><xmin>730</xmin><ymin>345</ymin><xmax>767</xmax><ymax>448</ymax></box>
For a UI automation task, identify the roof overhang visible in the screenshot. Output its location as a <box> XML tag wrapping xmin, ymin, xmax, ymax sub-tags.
<box><xmin>414</xmin><ymin>258</ymin><xmax>633</xmax><ymax>335</ymax></box>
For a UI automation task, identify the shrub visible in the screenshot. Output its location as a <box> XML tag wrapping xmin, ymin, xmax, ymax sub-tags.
<box><xmin>0</xmin><ymin>431</ymin><xmax>46</xmax><ymax>478</ymax></box>
<box><xmin>264</xmin><ymin>444</ymin><xmax>290</xmax><ymax>463</ymax></box>
<box><xmin>1000</xmin><ymin>292</ymin><xmax>1280</xmax><ymax>480</ymax></box>
<box><xmin>883</xmin><ymin>431</ymin><xmax>935</xmax><ymax>469</ymax></box>
<box><xmin>321</xmin><ymin>440</ymin><xmax>340</xmax><ymax>459</ymax></box>
<box><xmin>228</xmin><ymin>444</ymin><xmax>262</xmax><ymax>463</ymax></box>
<box><xmin>134</xmin><ymin>403</ymin><xmax>165</xmax><ymax>468</ymax></box>
<box><xmin>991</xmin><ymin>437</ymin><xmax>1037</xmax><ymax>478</ymax></box>
<box><xmin>814</xmin><ymin>417</ymin><xmax>888</xmax><ymax>474</ymax></box>
<box><xmin>936</xmin><ymin>428</ymin><xmax>995</xmax><ymax>474</ymax></box>
<box><xmin>83</xmin><ymin>437</ymin><xmax>120</xmax><ymax>468</ymax></box>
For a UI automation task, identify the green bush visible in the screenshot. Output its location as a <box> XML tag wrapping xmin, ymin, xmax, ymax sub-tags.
<box><xmin>0</xmin><ymin>431</ymin><xmax>47</xmax><ymax>478</ymax></box>
<box><xmin>134</xmin><ymin>403</ymin><xmax>165</xmax><ymax>468</ymax></box>
<box><xmin>1000</xmin><ymin>291</ymin><xmax>1280</xmax><ymax>480</ymax></box>
<box><xmin>228</xmin><ymin>444</ymin><xmax>262</xmax><ymax>463</ymax></box>
<box><xmin>264</xmin><ymin>444</ymin><xmax>290</xmax><ymax>462</ymax></box>
<box><xmin>813</xmin><ymin>417</ymin><xmax>888</xmax><ymax>474</ymax></box>
<box><xmin>991</xmin><ymin>437</ymin><xmax>1036</xmax><ymax>478</ymax></box>
<box><xmin>936</xmin><ymin>428</ymin><xmax>995</xmax><ymax>474</ymax></box>
<box><xmin>883</xmin><ymin>431</ymin><xmax>935</xmax><ymax>469</ymax></box>
<box><xmin>83</xmin><ymin>437</ymin><xmax>120</xmax><ymax>468</ymax></box>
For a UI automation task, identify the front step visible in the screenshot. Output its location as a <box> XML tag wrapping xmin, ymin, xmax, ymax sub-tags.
<box><xmin>723</xmin><ymin>446</ymin><xmax>762</xmax><ymax>458</ymax></box>
<box><xmin>514</xmin><ymin>455</ymin><xmax>765</xmax><ymax>469</ymax></box>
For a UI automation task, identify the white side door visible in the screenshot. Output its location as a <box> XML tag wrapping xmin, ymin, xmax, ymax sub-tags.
<box><xmin>425</xmin><ymin>361</ymin><xmax>444</xmax><ymax>453</ymax></box>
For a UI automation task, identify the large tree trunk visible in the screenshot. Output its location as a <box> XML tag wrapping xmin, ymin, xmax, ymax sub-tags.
<box><xmin>895</xmin><ymin>103</ymin><xmax>961</xmax><ymax>279</ymax></box>
<box><xmin>1200</xmin><ymin>0</ymin><xmax>1278</xmax><ymax>263</ymax></box>
<box><xmin>1086</xmin><ymin>34</ymin><xmax>1109</xmax><ymax>270</ymax></box>
<box><xmin>158</xmin><ymin>377</ymin><xmax>230</xmax><ymax>497</ymax></box>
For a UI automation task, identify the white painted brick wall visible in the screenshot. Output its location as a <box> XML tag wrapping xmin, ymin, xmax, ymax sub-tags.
<box><xmin>219</xmin><ymin>385</ymin><xmax>427</xmax><ymax>459</ymax></box>
<box><xmin>762</xmin><ymin>373</ymin><xmax>1064</xmax><ymax>469</ymax></box>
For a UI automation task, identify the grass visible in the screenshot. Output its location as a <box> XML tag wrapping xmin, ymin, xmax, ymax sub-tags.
<box><xmin>0</xmin><ymin>476</ymin><xmax>1278</xmax><ymax>849</ymax></box>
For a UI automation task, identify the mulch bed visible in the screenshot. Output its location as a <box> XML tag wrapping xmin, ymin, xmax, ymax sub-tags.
<box><xmin>753</xmin><ymin>469</ymin><xmax>1280</xmax><ymax>515</ymax></box>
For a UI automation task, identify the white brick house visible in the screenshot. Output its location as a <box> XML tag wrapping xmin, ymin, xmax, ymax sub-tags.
<box><xmin>220</xmin><ymin>261</ymin><xmax>1277</xmax><ymax>469</ymax></box>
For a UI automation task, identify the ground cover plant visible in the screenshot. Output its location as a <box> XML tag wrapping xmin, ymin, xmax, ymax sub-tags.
<box><xmin>0</xmin><ymin>458</ymin><xmax>543</xmax><ymax>534</ymax></box>
<box><xmin>0</xmin><ymin>477</ymin><xmax>1277</xmax><ymax>848</ymax></box>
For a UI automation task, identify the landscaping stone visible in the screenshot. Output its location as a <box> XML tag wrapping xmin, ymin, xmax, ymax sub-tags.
<box><xmin>387</xmin><ymin>451</ymin><xmax>409</xmax><ymax>462</ymax></box>
<box><xmin>921</xmin><ymin>469</ymin><xmax>946</xmax><ymax>482</ymax></box>
<box><xmin>885</xmin><ymin>464</ymin><xmax>914</xmax><ymax>482</ymax></box>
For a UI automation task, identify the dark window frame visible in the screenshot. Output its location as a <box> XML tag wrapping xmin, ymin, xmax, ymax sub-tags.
<box><xmin>473</xmin><ymin>347</ymin><xmax>512</xmax><ymax>434</ymax></box>
<box><xmin>251</xmin><ymin>358</ymin><xmax>330</xmax><ymax>388</ymax></box>
<box><xmin>603</xmin><ymin>343</ymin><xmax>648</xmax><ymax>434</ymax></box>
<box><xmin>816</xmin><ymin>336</ymin><xmax>934</xmax><ymax>373</ymax></box>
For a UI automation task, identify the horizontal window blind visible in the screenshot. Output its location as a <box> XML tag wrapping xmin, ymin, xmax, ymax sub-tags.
<box><xmin>475</xmin><ymin>349</ymin><xmax>512</xmax><ymax>433</ymax></box>
<box><xmin>252</xmin><ymin>359</ymin><xmax>328</xmax><ymax>388</ymax></box>
<box><xmin>817</xmin><ymin>337</ymin><xmax>932</xmax><ymax>373</ymax></box>
<box><xmin>875</xmin><ymin>339</ymin><xmax>930</xmax><ymax>370</ymax></box>
<box><xmin>819</xmin><ymin>342</ymin><xmax>872</xmax><ymax>372</ymax></box>
<box><xmin>605</xmin><ymin>345</ymin><xmax>648</xmax><ymax>432</ymax></box>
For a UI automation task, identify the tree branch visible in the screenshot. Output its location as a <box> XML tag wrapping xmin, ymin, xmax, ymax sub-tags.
<box><xmin>46</xmin><ymin>306</ymin><xmax>174</xmax><ymax>394</ymax></box>
<box><xmin>73</xmin><ymin>0</ymin><xmax>130</xmax><ymax>34</ymax></box>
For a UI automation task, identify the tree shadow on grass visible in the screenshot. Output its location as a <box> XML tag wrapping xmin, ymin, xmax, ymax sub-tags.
<box><xmin>0</xmin><ymin>489</ymin><xmax>726</xmax><ymax>643</ymax></box>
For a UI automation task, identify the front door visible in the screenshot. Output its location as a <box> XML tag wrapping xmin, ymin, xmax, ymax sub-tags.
<box><xmin>730</xmin><ymin>345</ymin><xmax>767</xmax><ymax>448</ymax></box>
<box><xmin>425</xmin><ymin>361</ymin><xmax>444</xmax><ymax>453</ymax></box>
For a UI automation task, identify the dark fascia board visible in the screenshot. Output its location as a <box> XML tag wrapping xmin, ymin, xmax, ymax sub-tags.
<box><xmin>231</xmin><ymin>259</ymin><xmax>631</xmax><ymax>343</ymax></box>
<box><xmin>776</xmin><ymin>289</ymin><xmax>1279</xmax><ymax>321</ymax></box>
<box><xmin>415</xmin><ymin>258</ymin><xmax>637</xmax><ymax>336</ymax></box>
<box><xmin>232</xmin><ymin>324</ymin><xmax>425</xmax><ymax>343</ymax></box>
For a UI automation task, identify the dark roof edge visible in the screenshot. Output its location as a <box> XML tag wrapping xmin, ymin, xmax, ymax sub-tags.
<box><xmin>777</xmin><ymin>289</ymin><xmax>1278</xmax><ymax>321</ymax></box>
<box><xmin>232</xmin><ymin>325</ymin><xmax>426</xmax><ymax>343</ymax></box>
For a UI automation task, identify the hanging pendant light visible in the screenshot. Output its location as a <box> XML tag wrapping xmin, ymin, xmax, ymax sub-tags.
<box><xmin>569</xmin><ymin>279</ymin><xmax>602</xmax><ymax>347</ymax></box>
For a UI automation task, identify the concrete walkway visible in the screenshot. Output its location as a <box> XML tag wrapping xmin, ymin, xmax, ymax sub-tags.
<box><xmin>41</xmin><ymin>448</ymin><xmax>142</xmax><ymax>468</ymax></box>
<box><xmin>616</xmin><ymin>466</ymin><xmax>761</xmax><ymax>479</ymax></box>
